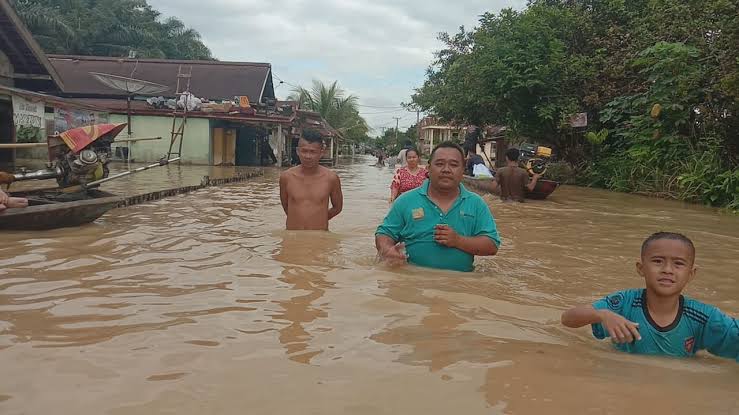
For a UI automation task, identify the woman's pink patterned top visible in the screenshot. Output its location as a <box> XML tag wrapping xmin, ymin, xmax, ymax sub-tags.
<box><xmin>391</xmin><ymin>166</ymin><xmax>428</xmax><ymax>196</ymax></box>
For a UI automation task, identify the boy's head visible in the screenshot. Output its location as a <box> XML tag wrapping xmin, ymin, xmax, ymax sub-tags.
<box><xmin>297</xmin><ymin>129</ymin><xmax>324</xmax><ymax>167</ymax></box>
<box><xmin>505</xmin><ymin>148</ymin><xmax>520</xmax><ymax>163</ymax></box>
<box><xmin>637</xmin><ymin>232</ymin><xmax>696</xmax><ymax>298</ymax></box>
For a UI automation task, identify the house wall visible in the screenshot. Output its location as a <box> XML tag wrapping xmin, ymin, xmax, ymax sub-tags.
<box><xmin>110</xmin><ymin>114</ymin><xmax>211</xmax><ymax>164</ymax></box>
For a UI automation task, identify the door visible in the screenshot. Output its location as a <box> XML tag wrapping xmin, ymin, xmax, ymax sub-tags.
<box><xmin>235</xmin><ymin>126</ymin><xmax>259</xmax><ymax>166</ymax></box>
<box><xmin>0</xmin><ymin>100</ymin><xmax>14</xmax><ymax>164</ymax></box>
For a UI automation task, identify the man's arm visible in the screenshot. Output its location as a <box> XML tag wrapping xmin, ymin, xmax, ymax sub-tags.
<box><xmin>279</xmin><ymin>171</ymin><xmax>289</xmax><ymax>214</ymax></box>
<box><xmin>434</xmin><ymin>225</ymin><xmax>498</xmax><ymax>256</ymax></box>
<box><xmin>526</xmin><ymin>173</ymin><xmax>542</xmax><ymax>192</ymax></box>
<box><xmin>328</xmin><ymin>173</ymin><xmax>343</xmax><ymax>220</ymax></box>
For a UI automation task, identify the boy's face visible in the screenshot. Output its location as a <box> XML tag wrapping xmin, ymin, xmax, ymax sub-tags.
<box><xmin>637</xmin><ymin>239</ymin><xmax>696</xmax><ymax>298</ymax></box>
<box><xmin>297</xmin><ymin>138</ymin><xmax>324</xmax><ymax>167</ymax></box>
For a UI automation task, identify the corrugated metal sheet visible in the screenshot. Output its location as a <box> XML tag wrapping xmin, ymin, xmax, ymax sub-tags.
<box><xmin>48</xmin><ymin>55</ymin><xmax>273</xmax><ymax>103</ymax></box>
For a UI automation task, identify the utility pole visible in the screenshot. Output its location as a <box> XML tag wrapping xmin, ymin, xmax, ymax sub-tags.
<box><xmin>416</xmin><ymin>110</ymin><xmax>421</xmax><ymax>143</ymax></box>
<box><xmin>393</xmin><ymin>117</ymin><xmax>401</xmax><ymax>143</ymax></box>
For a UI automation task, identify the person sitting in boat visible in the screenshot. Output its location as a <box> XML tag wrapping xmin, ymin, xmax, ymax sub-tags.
<box><xmin>389</xmin><ymin>147</ymin><xmax>427</xmax><ymax>203</ymax></box>
<box><xmin>465</xmin><ymin>149</ymin><xmax>492</xmax><ymax>177</ymax></box>
<box><xmin>490</xmin><ymin>148</ymin><xmax>542</xmax><ymax>202</ymax></box>
<box><xmin>0</xmin><ymin>189</ymin><xmax>28</xmax><ymax>212</ymax></box>
<box><xmin>376</xmin><ymin>141</ymin><xmax>500</xmax><ymax>272</ymax></box>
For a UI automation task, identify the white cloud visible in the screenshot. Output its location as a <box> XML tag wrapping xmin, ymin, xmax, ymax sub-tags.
<box><xmin>147</xmin><ymin>0</ymin><xmax>526</xmax><ymax>132</ymax></box>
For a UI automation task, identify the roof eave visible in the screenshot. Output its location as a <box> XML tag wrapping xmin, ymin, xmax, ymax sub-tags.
<box><xmin>0</xmin><ymin>0</ymin><xmax>65</xmax><ymax>90</ymax></box>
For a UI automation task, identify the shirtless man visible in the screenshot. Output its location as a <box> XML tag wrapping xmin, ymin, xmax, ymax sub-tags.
<box><xmin>279</xmin><ymin>129</ymin><xmax>343</xmax><ymax>230</ymax></box>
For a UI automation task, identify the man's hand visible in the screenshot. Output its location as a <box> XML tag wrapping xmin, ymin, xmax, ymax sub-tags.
<box><xmin>380</xmin><ymin>242</ymin><xmax>407</xmax><ymax>266</ymax></box>
<box><xmin>434</xmin><ymin>224</ymin><xmax>460</xmax><ymax>248</ymax></box>
<box><xmin>597</xmin><ymin>309</ymin><xmax>642</xmax><ymax>343</ymax></box>
<box><xmin>0</xmin><ymin>189</ymin><xmax>8</xmax><ymax>206</ymax></box>
<box><xmin>0</xmin><ymin>172</ymin><xmax>15</xmax><ymax>185</ymax></box>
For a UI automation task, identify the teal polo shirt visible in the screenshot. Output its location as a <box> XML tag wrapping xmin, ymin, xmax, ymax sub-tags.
<box><xmin>376</xmin><ymin>180</ymin><xmax>500</xmax><ymax>272</ymax></box>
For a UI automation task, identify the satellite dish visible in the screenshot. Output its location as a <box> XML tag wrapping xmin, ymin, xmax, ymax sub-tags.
<box><xmin>89</xmin><ymin>72</ymin><xmax>169</xmax><ymax>139</ymax></box>
<box><xmin>89</xmin><ymin>72</ymin><xmax>169</xmax><ymax>95</ymax></box>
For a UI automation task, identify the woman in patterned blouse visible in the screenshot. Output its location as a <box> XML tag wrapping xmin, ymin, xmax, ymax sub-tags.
<box><xmin>389</xmin><ymin>148</ymin><xmax>428</xmax><ymax>202</ymax></box>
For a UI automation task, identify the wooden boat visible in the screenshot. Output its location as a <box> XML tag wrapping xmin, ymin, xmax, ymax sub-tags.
<box><xmin>0</xmin><ymin>189</ymin><xmax>123</xmax><ymax>230</ymax></box>
<box><xmin>462</xmin><ymin>175</ymin><xmax>559</xmax><ymax>200</ymax></box>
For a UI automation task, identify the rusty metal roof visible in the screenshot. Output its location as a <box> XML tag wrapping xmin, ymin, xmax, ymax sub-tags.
<box><xmin>48</xmin><ymin>55</ymin><xmax>274</xmax><ymax>103</ymax></box>
<box><xmin>0</xmin><ymin>0</ymin><xmax>63</xmax><ymax>90</ymax></box>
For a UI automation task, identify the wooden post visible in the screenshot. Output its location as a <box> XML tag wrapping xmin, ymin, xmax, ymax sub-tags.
<box><xmin>277</xmin><ymin>124</ymin><xmax>283</xmax><ymax>167</ymax></box>
<box><xmin>495</xmin><ymin>138</ymin><xmax>507</xmax><ymax>168</ymax></box>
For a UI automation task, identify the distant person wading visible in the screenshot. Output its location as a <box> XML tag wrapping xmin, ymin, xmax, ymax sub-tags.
<box><xmin>389</xmin><ymin>148</ymin><xmax>427</xmax><ymax>203</ymax></box>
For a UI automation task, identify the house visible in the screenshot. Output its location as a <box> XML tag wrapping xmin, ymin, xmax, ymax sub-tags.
<box><xmin>418</xmin><ymin>116</ymin><xmax>506</xmax><ymax>167</ymax></box>
<box><xmin>418</xmin><ymin>117</ymin><xmax>465</xmax><ymax>155</ymax></box>
<box><xmin>45</xmin><ymin>54</ymin><xmax>296</xmax><ymax>166</ymax></box>
<box><xmin>0</xmin><ymin>0</ymin><xmax>108</xmax><ymax>164</ymax></box>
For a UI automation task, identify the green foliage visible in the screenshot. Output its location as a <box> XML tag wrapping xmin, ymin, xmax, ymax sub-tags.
<box><xmin>288</xmin><ymin>80</ymin><xmax>370</xmax><ymax>144</ymax></box>
<box><xmin>412</xmin><ymin>0</ymin><xmax>739</xmax><ymax>209</ymax></box>
<box><xmin>10</xmin><ymin>0</ymin><xmax>213</xmax><ymax>59</ymax></box>
<box><xmin>373</xmin><ymin>126</ymin><xmax>418</xmax><ymax>154</ymax></box>
<box><xmin>15</xmin><ymin>126</ymin><xmax>43</xmax><ymax>143</ymax></box>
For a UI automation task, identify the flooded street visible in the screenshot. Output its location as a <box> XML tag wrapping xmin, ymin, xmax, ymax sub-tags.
<box><xmin>1</xmin><ymin>156</ymin><xmax>737</xmax><ymax>414</ymax></box>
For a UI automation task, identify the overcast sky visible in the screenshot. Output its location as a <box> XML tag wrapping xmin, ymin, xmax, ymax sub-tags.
<box><xmin>147</xmin><ymin>0</ymin><xmax>526</xmax><ymax>133</ymax></box>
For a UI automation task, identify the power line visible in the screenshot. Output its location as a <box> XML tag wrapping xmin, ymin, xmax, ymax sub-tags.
<box><xmin>360</xmin><ymin>109</ymin><xmax>409</xmax><ymax>115</ymax></box>
<box><xmin>357</xmin><ymin>104</ymin><xmax>405</xmax><ymax>109</ymax></box>
<box><xmin>272</xmin><ymin>74</ymin><xmax>298</xmax><ymax>89</ymax></box>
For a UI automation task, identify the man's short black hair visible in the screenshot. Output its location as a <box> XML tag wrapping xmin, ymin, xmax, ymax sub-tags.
<box><xmin>641</xmin><ymin>232</ymin><xmax>695</xmax><ymax>259</ymax></box>
<box><xmin>430</xmin><ymin>141</ymin><xmax>465</xmax><ymax>162</ymax></box>
<box><xmin>301</xmin><ymin>129</ymin><xmax>324</xmax><ymax>145</ymax></box>
<box><xmin>505</xmin><ymin>148</ymin><xmax>520</xmax><ymax>162</ymax></box>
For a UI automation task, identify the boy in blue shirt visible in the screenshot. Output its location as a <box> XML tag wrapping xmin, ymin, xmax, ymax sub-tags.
<box><xmin>561</xmin><ymin>232</ymin><xmax>738</xmax><ymax>361</ymax></box>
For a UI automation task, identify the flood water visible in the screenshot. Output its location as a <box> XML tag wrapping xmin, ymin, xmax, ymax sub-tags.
<box><xmin>1</xmin><ymin>156</ymin><xmax>737</xmax><ymax>414</ymax></box>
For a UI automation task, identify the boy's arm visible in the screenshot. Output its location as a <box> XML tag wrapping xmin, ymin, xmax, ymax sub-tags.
<box><xmin>526</xmin><ymin>173</ymin><xmax>542</xmax><ymax>191</ymax></box>
<box><xmin>562</xmin><ymin>304</ymin><xmax>642</xmax><ymax>343</ymax></box>
<box><xmin>328</xmin><ymin>173</ymin><xmax>343</xmax><ymax>220</ymax></box>
<box><xmin>279</xmin><ymin>172</ymin><xmax>289</xmax><ymax>214</ymax></box>
<box><xmin>699</xmin><ymin>308</ymin><xmax>739</xmax><ymax>362</ymax></box>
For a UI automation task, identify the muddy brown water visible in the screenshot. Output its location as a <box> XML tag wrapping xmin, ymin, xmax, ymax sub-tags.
<box><xmin>1</xmin><ymin>157</ymin><xmax>737</xmax><ymax>414</ymax></box>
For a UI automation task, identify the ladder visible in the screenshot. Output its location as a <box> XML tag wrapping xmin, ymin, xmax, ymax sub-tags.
<box><xmin>167</xmin><ymin>65</ymin><xmax>193</xmax><ymax>160</ymax></box>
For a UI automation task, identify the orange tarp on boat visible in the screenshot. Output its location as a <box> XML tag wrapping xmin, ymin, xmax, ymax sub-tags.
<box><xmin>59</xmin><ymin>123</ymin><xmax>127</xmax><ymax>153</ymax></box>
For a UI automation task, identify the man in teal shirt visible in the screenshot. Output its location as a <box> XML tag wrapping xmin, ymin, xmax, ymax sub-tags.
<box><xmin>375</xmin><ymin>142</ymin><xmax>500</xmax><ymax>272</ymax></box>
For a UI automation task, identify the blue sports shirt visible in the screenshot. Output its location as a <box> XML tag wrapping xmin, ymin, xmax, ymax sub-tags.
<box><xmin>592</xmin><ymin>289</ymin><xmax>738</xmax><ymax>361</ymax></box>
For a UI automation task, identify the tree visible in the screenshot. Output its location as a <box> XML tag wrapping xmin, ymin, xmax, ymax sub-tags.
<box><xmin>412</xmin><ymin>0</ymin><xmax>738</xmax><ymax>209</ymax></box>
<box><xmin>289</xmin><ymin>80</ymin><xmax>370</xmax><ymax>144</ymax></box>
<box><xmin>10</xmin><ymin>0</ymin><xmax>213</xmax><ymax>60</ymax></box>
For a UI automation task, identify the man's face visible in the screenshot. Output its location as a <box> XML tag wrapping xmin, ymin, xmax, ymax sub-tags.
<box><xmin>297</xmin><ymin>138</ymin><xmax>323</xmax><ymax>167</ymax></box>
<box><xmin>637</xmin><ymin>239</ymin><xmax>696</xmax><ymax>298</ymax></box>
<box><xmin>429</xmin><ymin>147</ymin><xmax>464</xmax><ymax>191</ymax></box>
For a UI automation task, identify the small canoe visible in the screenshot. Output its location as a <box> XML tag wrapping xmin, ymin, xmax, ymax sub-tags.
<box><xmin>462</xmin><ymin>175</ymin><xmax>559</xmax><ymax>200</ymax></box>
<box><xmin>0</xmin><ymin>189</ymin><xmax>123</xmax><ymax>230</ymax></box>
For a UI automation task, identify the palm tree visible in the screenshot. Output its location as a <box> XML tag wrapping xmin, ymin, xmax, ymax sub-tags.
<box><xmin>9</xmin><ymin>0</ymin><xmax>75</xmax><ymax>52</ymax></box>
<box><xmin>289</xmin><ymin>80</ymin><xmax>369</xmax><ymax>142</ymax></box>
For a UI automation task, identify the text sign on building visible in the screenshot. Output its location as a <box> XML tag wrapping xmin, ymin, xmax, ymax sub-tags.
<box><xmin>12</xmin><ymin>95</ymin><xmax>44</xmax><ymax>128</ymax></box>
<box><xmin>53</xmin><ymin>108</ymin><xmax>109</xmax><ymax>134</ymax></box>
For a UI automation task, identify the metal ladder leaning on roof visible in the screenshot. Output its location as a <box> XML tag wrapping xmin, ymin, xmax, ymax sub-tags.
<box><xmin>167</xmin><ymin>65</ymin><xmax>193</xmax><ymax>161</ymax></box>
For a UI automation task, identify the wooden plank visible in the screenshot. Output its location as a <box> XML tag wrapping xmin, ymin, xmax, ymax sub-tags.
<box><xmin>212</xmin><ymin>128</ymin><xmax>225</xmax><ymax>165</ymax></box>
<box><xmin>224</xmin><ymin>129</ymin><xmax>236</xmax><ymax>165</ymax></box>
<box><xmin>0</xmin><ymin>142</ymin><xmax>47</xmax><ymax>148</ymax></box>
